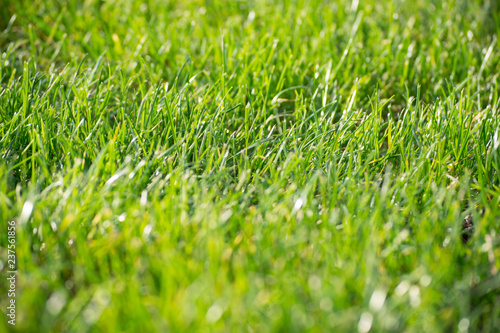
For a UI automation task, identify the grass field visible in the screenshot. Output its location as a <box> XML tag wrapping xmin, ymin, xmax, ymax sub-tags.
<box><xmin>1</xmin><ymin>0</ymin><xmax>500</xmax><ymax>331</ymax></box>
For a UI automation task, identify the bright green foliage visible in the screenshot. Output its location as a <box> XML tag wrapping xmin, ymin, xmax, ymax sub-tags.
<box><xmin>1</xmin><ymin>0</ymin><xmax>500</xmax><ymax>332</ymax></box>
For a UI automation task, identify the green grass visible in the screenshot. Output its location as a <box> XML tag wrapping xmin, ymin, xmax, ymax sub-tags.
<box><xmin>1</xmin><ymin>0</ymin><xmax>500</xmax><ymax>331</ymax></box>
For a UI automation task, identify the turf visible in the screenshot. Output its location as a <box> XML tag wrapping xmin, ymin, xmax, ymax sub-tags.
<box><xmin>1</xmin><ymin>0</ymin><xmax>500</xmax><ymax>332</ymax></box>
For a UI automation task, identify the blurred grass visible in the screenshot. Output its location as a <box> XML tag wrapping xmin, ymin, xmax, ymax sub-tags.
<box><xmin>1</xmin><ymin>0</ymin><xmax>500</xmax><ymax>332</ymax></box>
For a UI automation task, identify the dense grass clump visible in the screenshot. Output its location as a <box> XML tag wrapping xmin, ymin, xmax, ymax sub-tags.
<box><xmin>1</xmin><ymin>0</ymin><xmax>500</xmax><ymax>331</ymax></box>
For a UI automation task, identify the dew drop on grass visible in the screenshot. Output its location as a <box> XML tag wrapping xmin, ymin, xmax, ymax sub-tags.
<box><xmin>294</xmin><ymin>198</ymin><xmax>304</xmax><ymax>211</ymax></box>
<box><xmin>369</xmin><ymin>289</ymin><xmax>387</xmax><ymax>312</ymax></box>
<box><xmin>409</xmin><ymin>286</ymin><xmax>421</xmax><ymax>307</ymax></box>
<box><xmin>458</xmin><ymin>318</ymin><xmax>470</xmax><ymax>332</ymax></box>
<box><xmin>220</xmin><ymin>210</ymin><xmax>232</xmax><ymax>223</ymax></box>
<box><xmin>47</xmin><ymin>290</ymin><xmax>68</xmax><ymax>316</ymax></box>
<box><xmin>20</xmin><ymin>200</ymin><xmax>34</xmax><ymax>224</ymax></box>
<box><xmin>358</xmin><ymin>312</ymin><xmax>373</xmax><ymax>333</ymax></box>
<box><xmin>248</xmin><ymin>11</ymin><xmax>255</xmax><ymax>21</ymax></box>
<box><xmin>143</xmin><ymin>224</ymin><xmax>152</xmax><ymax>238</ymax></box>
<box><xmin>140</xmin><ymin>190</ymin><xmax>148</xmax><ymax>207</ymax></box>
<box><xmin>394</xmin><ymin>280</ymin><xmax>410</xmax><ymax>296</ymax></box>
<box><xmin>420</xmin><ymin>275</ymin><xmax>432</xmax><ymax>287</ymax></box>
<box><xmin>206</xmin><ymin>304</ymin><xmax>223</xmax><ymax>323</ymax></box>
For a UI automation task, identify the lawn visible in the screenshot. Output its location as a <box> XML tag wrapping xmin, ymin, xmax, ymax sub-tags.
<box><xmin>1</xmin><ymin>0</ymin><xmax>500</xmax><ymax>331</ymax></box>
